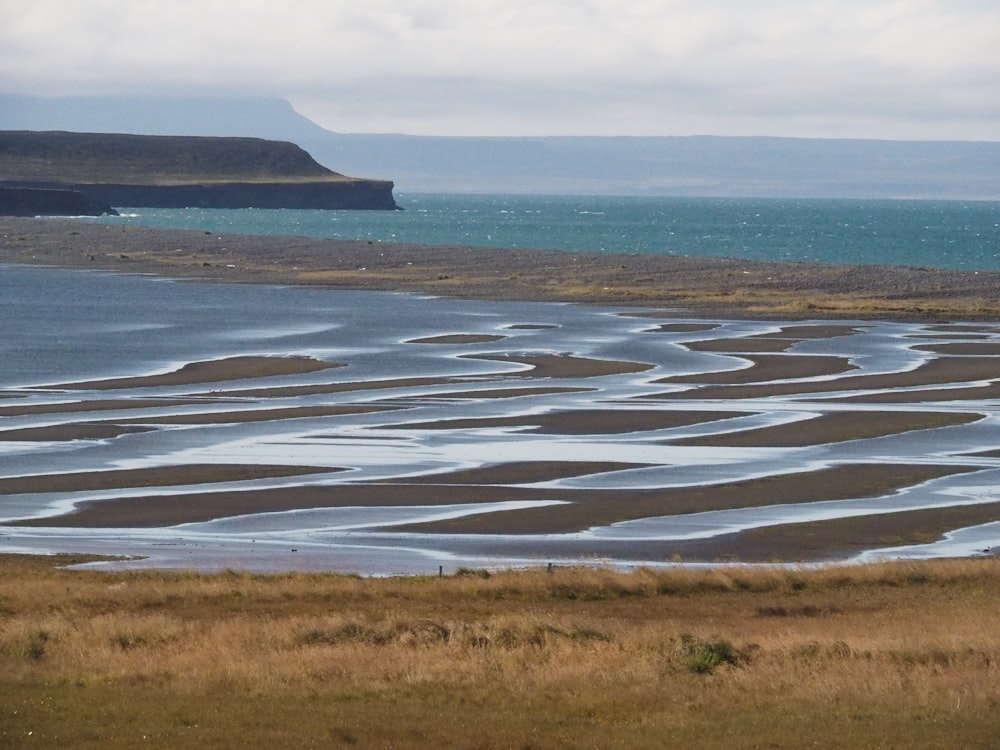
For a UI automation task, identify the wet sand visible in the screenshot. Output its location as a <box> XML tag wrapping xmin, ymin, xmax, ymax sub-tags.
<box><xmin>407</xmin><ymin>334</ymin><xmax>509</xmax><ymax>345</ymax></box>
<box><xmin>0</xmin><ymin>464</ymin><xmax>335</xmax><ymax>496</ymax></box>
<box><xmin>402</xmin><ymin>386</ymin><xmax>595</xmax><ymax>401</ymax></box>
<box><xmin>0</xmin><ymin>397</ymin><xmax>234</xmax><ymax>417</ymax></box>
<box><xmin>691</xmin><ymin>501</ymin><xmax>1000</xmax><ymax>562</ymax></box>
<box><xmin>833</xmin><ymin>381</ymin><xmax>1000</xmax><ymax>404</ymax></box>
<box><xmin>12</xmin><ymin>464</ymin><xmax>971</xmax><ymax>533</ymax></box>
<box><xmin>0</xmin><ymin>423</ymin><xmax>158</xmax><ymax>442</ymax></box>
<box><xmin>393</xmin><ymin>464</ymin><xmax>974</xmax><ymax>536</ymax></box>
<box><xmin>463</xmin><ymin>353</ymin><xmax>656</xmax><ymax>379</ymax></box>
<box><xmin>386</xmin><ymin>409</ymin><xmax>747</xmax><ymax>435</ymax></box>
<box><xmin>112</xmin><ymin>404</ymin><xmax>398</xmax><ymax>426</ymax></box>
<box><xmin>681</xmin><ymin>324</ymin><xmax>861</xmax><ymax>354</ymax></box>
<box><xmin>0</xmin><ymin>405</ymin><xmax>399</xmax><ymax>441</ymax></box>
<box><xmin>661</xmin><ymin>355</ymin><xmax>1000</xmax><ymax>400</ymax></box>
<box><xmin>43</xmin><ymin>355</ymin><xmax>343</xmax><ymax>391</ymax></box>
<box><xmin>656</xmin><ymin>354</ymin><xmax>857</xmax><ymax>385</ymax></box>
<box><xmin>671</xmin><ymin>411</ymin><xmax>982</xmax><ymax>448</ymax></box>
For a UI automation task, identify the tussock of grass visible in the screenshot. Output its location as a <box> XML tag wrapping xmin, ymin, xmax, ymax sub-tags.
<box><xmin>1</xmin><ymin>555</ymin><xmax>999</xmax><ymax>748</ymax></box>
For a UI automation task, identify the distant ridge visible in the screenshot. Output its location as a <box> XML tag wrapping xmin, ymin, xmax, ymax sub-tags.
<box><xmin>0</xmin><ymin>130</ymin><xmax>345</xmax><ymax>184</ymax></box>
<box><xmin>0</xmin><ymin>94</ymin><xmax>329</xmax><ymax>142</ymax></box>
<box><xmin>310</xmin><ymin>133</ymin><xmax>1000</xmax><ymax>200</ymax></box>
<box><xmin>0</xmin><ymin>130</ymin><xmax>398</xmax><ymax>210</ymax></box>
<box><xmin>1</xmin><ymin>94</ymin><xmax>998</xmax><ymax>199</ymax></box>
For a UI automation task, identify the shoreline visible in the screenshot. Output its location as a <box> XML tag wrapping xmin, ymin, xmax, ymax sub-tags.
<box><xmin>4</xmin><ymin>216</ymin><xmax>1000</xmax><ymax>320</ymax></box>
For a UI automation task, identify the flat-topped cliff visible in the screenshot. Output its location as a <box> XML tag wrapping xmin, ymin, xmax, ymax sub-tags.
<box><xmin>0</xmin><ymin>131</ymin><xmax>397</xmax><ymax>210</ymax></box>
<box><xmin>0</xmin><ymin>186</ymin><xmax>117</xmax><ymax>217</ymax></box>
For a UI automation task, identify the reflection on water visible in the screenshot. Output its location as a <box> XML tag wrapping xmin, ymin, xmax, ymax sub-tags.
<box><xmin>1</xmin><ymin>265</ymin><xmax>999</xmax><ymax>574</ymax></box>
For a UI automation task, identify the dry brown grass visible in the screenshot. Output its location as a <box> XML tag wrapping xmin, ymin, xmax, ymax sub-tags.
<box><xmin>2</xmin><ymin>555</ymin><xmax>999</xmax><ymax>748</ymax></box>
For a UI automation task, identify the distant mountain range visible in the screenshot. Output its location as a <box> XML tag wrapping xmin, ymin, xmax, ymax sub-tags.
<box><xmin>2</xmin><ymin>93</ymin><xmax>998</xmax><ymax>200</ymax></box>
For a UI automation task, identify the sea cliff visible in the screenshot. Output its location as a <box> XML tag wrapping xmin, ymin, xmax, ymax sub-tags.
<box><xmin>0</xmin><ymin>130</ymin><xmax>397</xmax><ymax>211</ymax></box>
<box><xmin>0</xmin><ymin>186</ymin><xmax>117</xmax><ymax>217</ymax></box>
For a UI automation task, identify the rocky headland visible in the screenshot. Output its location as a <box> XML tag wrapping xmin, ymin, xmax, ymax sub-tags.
<box><xmin>0</xmin><ymin>130</ymin><xmax>397</xmax><ymax>212</ymax></box>
<box><xmin>0</xmin><ymin>186</ymin><xmax>117</xmax><ymax>216</ymax></box>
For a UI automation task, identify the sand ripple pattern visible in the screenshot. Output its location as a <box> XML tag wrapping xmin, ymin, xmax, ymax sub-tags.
<box><xmin>2</xmin><ymin>273</ymin><xmax>1000</xmax><ymax>573</ymax></box>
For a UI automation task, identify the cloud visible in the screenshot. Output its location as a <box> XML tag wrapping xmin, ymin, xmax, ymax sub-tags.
<box><xmin>1</xmin><ymin>0</ymin><xmax>998</xmax><ymax>138</ymax></box>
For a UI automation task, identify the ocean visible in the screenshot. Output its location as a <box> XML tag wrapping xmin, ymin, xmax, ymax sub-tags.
<box><xmin>83</xmin><ymin>193</ymin><xmax>1000</xmax><ymax>271</ymax></box>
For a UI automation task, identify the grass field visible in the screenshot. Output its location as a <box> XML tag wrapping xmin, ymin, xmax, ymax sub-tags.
<box><xmin>2</xmin><ymin>554</ymin><xmax>999</xmax><ymax>748</ymax></box>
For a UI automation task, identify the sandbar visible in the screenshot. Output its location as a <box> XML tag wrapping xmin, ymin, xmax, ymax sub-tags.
<box><xmin>661</xmin><ymin>355</ymin><xmax>1000</xmax><ymax>400</ymax></box>
<box><xmin>657</xmin><ymin>354</ymin><xmax>856</xmax><ymax>386</ymax></box>
<box><xmin>0</xmin><ymin>397</ymin><xmax>231</xmax><ymax>417</ymax></box>
<box><xmin>0</xmin><ymin>423</ymin><xmax>156</xmax><ymax>442</ymax></box>
<box><xmin>914</xmin><ymin>342</ymin><xmax>1000</xmax><ymax>356</ymax></box>
<box><xmin>642</xmin><ymin>322</ymin><xmax>722</xmax><ymax>333</ymax></box>
<box><xmin>686</xmin><ymin>501</ymin><xmax>1000</xmax><ymax>562</ymax></box>
<box><xmin>670</xmin><ymin>411</ymin><xmax>982</xmax><ymax>448</ymax></box>
<box><xmin>385</xmin><ymin>461</ymin><xmax>650</xmax><ymax>485</ymax></box>
<box><xmin>464</xmin><ymin>353</ymin><xmax>654</xmax><ymax>379</ymax></box>
<box><xmin>398</xmin><ymin>386</ymin><xmax>595</xmax><ymax>400</ymax></box>
<box><xmin>16</xmin><ymin>463</ymin><xmax>968</xmax><ymax>532</ymax></box>
<box><xmin>390</xmin><ymin>464</ymin><xmax>974</xmax><ymax>535</ymax></box>
<box><xmin>113</xmin><ymin>404</ymin><xmax>398</xmax><ymax>426</ymax></box>
<box><xmin>44</xmin><ymin>355</ymin><xmax>342</xmax><ymax>391</ymax></box>
<box><xmin>6</xmin><ymin>217</ymin><xmax>1000</xmax><ymax>319</ymax></box>
<box><xmin>406</xmin><ymin>334</ymin><xmax>509</xmax><ymax>345</ymax></box>
<box><xmin>0</xmin><ymin>406</ymin><xmax>397</xmax><ymax>441</ymax></box>
<box><xmin>682</xmin><ymin>337</ymin><xmax>798</xmax><ymax>353</ymax></box>
<box><xmin>386</xmin><ymin>409</ymin><xmax>747</xmax><ymax>435</ymax></box>
<box><xmin>0</xmin><ymin>464</ymin><xmax>335</xmax><ymax>496</ymax></box>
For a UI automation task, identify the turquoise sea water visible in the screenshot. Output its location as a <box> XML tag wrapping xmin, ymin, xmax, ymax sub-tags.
<box><xmin>85</xmin><ymin>193</ymin><xmax>1000</xmax><ymax>271</ymax></box>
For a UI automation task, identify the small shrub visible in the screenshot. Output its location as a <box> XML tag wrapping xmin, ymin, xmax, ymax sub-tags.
<box><xmin>301</xmin><ymin>623</ymin><xmax>372</xmax><ymax>646</ymax></box>
<box><xmin>756</xmin><ymin>604</ymin><xmax>835</xmax><ymax>618</ymax></box>
<box><xmin>454</xmin><ymin>568</ymin><xmax>491</xmax><ymax>579</ymax></box>
<box><xmin>794</xmin><ymin>641</ymin><xmax>820</xmax><ymax>659</ymax></box>
<box><xmin>680</xmin><ymin>634</ymin><xmax>739</xmax><ymax>674</ymax></box>
<box><xmin>26</xmin><ymin>629</ymin><xmax>50</xmax><ymax>660</ymax></box>
<box><xmin>569</xmin><ymin>628</ymin><xmax>612</xmax><ymax>643</ymax></box>
<box><xmin>756</xmin><ymin>605</ymin><xmax>791</xmax><ymax>617</ymax></box>
<box><xmin>114</xmin><ymin>633</ymin><xmax>147</xmax><ymax>651</ymax></box>
<box><xmin>527</xmin><ymin>625</ymin><xmax>567</xmax><ymax>647</ymax></box>
<box><xmin>547</xmin><ymin>584</ymin><xmax>579</xmax><ymax>600</ymax></box>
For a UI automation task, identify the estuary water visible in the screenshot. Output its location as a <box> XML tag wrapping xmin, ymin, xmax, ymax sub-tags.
<box><xmin>83</xmin><ymin>193</ymin><xmax>1000</xmax><ymax>271</ymax></box>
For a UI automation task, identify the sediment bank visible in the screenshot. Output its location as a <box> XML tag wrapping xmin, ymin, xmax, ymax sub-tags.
<box><xmin>3</xmin><ymin>217</ymin><xmax>1000</xmax><ymax>319</ymax></box>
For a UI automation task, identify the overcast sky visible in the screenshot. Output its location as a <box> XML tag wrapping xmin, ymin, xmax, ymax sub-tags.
<box><xmin>2</xmin><ymin>0</ymin><xmax>998</xmax><ymax>140</ymax></box>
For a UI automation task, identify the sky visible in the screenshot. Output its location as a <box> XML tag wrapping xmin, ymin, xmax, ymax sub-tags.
<box><xmin>2</xmin><ymin>0</ymin><xmax>998</xmax><ymax>140</ymax></box>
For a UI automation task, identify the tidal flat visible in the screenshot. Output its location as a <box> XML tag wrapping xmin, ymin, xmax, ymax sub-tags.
<box><xmin>1</xmin><ymin>218</ymin><xmax>1000</xmax><ymax>572</ymax></box>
